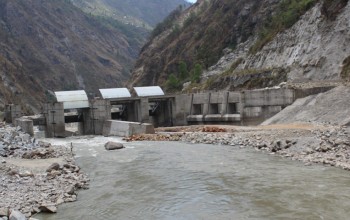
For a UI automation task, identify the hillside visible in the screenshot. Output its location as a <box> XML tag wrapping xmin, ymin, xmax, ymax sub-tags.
<box><xmin>70</xmin><ymin>0</ymin><xmax>191</xmax><ymax>29</ymax></box>
<box><xmin>0</xmin><ymin>0</ymin><xmax>187</xmax><ymax>113</ymax></box>
<box><xmin>129</xmin><ymin>0</ymin><xmax>350</xmax><ymax>92</ymax></box>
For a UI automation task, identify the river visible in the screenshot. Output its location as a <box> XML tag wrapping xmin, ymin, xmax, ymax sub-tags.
<box><xmin>37</xmin><ymin>136</ymin><xmax>350</xmax><ymax>220</ymax></box>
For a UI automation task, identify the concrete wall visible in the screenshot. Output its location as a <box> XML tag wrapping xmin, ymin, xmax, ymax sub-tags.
<box><xmin>174</xmin><ymin>89</ymin><xmax>296</xmax><ymax>125</ymax></box>
<box><xmin>243</xmin><ymin>88</ymin><xmax>294</xmax><ymax>107</ymax></box>
<box><xmin>102</xmin><ymin>120</ymin><xmax>155</xmax><ymax>137</ymax></box>
<box><xmin>173</xmin><ymin>94</ymin><xmax>192</xmax><ymax>126</ymax></box>
<box><xmin>15</xmin><ymin>118</ymin><xmax>34</xmax><ymax>136</ymax></box>
<box><xmin>80</xmin><ymin>99</ymin><xmax>111</xmax><ymax>135</ymax></box>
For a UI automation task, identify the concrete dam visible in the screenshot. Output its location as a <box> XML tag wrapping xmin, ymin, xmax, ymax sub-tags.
<box><xmin>5</xmin><ymin>86</ymin><xmax>332</xmax><ymax>138</ymax></box>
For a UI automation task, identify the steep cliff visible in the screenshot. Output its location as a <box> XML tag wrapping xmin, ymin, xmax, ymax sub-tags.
<box><xmin>129</xmin><ymin>0</ymin><xmax>350</xmax><ymax>92</ymax></box>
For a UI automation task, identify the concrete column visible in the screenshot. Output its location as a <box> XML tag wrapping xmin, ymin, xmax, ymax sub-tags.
<box><xmin>44</xmin><ymin>102</ymin><xmax>65</xmax><ymax>138</ymax></box>
<box><xmin>126</xmin><ymin>102</ymin><xmax>137</xmax><ymax>122</ymax></box>
<box><xmin>202</xmin><ymin>93</ymin><xmax>210</xmax><ymax>116</ymax></box>
<box><xmin>5</xmin><ymin>104</ymin><xmax>22</xmax><ymax>125</ymax></box>
<box><xmin>240</xmin><ymin>92</ymin><xmax>245</xmax><ymax>125</ymax></box>
<box><xmin>81</xmin><ymin>100</ymin><xmax>111</xmax><ymax>135</ymax></box>
<box><xmin>15</xmin><ymin>118</ymin><xmax>34</xmax><ymax>136</ymax></box>
<box><xmin>221</xmin><ymin>92</ymin><xmax>229</xmax><ymax>115</ymax></box>
<box><xmin>139</xmin><ymin>98</ymin><xmax>150</xmax><ymax>123</ymax></box>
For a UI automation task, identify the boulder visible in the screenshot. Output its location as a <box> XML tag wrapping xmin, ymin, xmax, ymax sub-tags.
<box><xmin>39</xmin><ymin>205</ymin><xmax>57</xmax><ymax>213</ymax></box>
<box><xmin>104</xmin><ymin>142</ymin><xmax>124</xmax><ymax>150</ymax></box>
<box><xmin>19</xmin><ymin>171</ymin><xmax>34</xmax><ymax>178</ymax></box>
<box><xmin>9</xmin><ymin>210</ymin><xmax>25</xmax><ymax>220</ymax></box>
<box><xmin>0</xmin><ymin>207</ymin><xmax>8</xmax><ymax>217</ymax></box>
<box><xmin>65</xmin><ymin>185</ymin><xmax>75</xmax><ymax>195</ymax></box>
<box><xmin>46</xmin><ymin>163</ymin><xmax>60</xmax><ymax>172</ymax></box>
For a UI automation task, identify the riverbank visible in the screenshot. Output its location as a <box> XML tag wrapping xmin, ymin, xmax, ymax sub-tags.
<box><xmin>1</xmin><ymin>122</ymin><xmax>349</xmax><ymax>219</ymax></box>
<box><xmin>125</xmin><ymin>123</ymin><xmax>350</xmax><ymax>170</ymax></box>
<box><xmin>0</xmin><ymin>123</ymin><xmax>89</xmax><ymax>219</ymax></box>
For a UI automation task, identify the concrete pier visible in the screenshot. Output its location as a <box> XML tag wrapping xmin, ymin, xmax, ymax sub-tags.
<box><xmin>80</xmin><ymin>99</ymin><xmax>111</xmax><ymax>135</ymax></box>
<box><xmin>43</xmin><ymin>102</ymin><xmax>65</xmax><ymax>138</ymax></box>
<box><xmin>5</xmin><ymin>104</ymin><xmax>22</xmax><ymax>125</ymax></box>
<box><xmin>15</xmin><ymin>118</ymin><xmax>34</xmax><ymax>136</ymax></box>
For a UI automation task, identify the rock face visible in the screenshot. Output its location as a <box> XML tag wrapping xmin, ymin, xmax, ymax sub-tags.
<box><xmin>104</xmin><ymin>142</ymin><xmax>125</xmax><ymax>150</ymax></box>
<box><xmin>229</xmin><ymin>2</ymin><xmax>350</xmax><ymax>82</ymax></box>
<box><xmin>130</xmin><ymin>0</ymin><xmax>350</xmax><ymax>91</ymax></box>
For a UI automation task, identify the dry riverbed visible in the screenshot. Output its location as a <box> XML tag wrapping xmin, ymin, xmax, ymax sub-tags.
<box><xmin>0</xmin><ymin>123</ymin><xmax>89</xmax><ymax>220</ymax></box>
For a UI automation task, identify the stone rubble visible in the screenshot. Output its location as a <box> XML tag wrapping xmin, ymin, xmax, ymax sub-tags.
<box><xmin>0</xmin><ymin>122</ymin><xmax>89</xmax><ymax>219</ymax></box>
<box><xmin>180</xmin><ymin>125</ymin><xmax>350</xmax><ymax>170</ymax></box>
<box><xmin>126</xmin><ymin>124</ymin><xmax>350</xmax><ymax>171</ymax></box>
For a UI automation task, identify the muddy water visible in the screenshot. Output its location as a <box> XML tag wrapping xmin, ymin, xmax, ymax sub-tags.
<box><xmin>37</xmin><ymin>136</ymin><xmax>350</xmax><ymax>220</ymax></box>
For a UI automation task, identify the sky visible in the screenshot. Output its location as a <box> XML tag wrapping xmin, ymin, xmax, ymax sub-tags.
<box><xmin>186</xmin><ymin>0</ymin><xmax>197</xmax><ymax>3</ymax></box>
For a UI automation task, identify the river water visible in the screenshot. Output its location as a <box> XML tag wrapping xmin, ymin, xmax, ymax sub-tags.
<box><xmin>37</xmin><ymin>136</ymin><xmax>350</xmax><ymax>220</ymax></box>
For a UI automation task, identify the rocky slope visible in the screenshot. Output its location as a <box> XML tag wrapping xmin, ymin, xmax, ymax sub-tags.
<box><xmin>0</xmin><ymin>0</ymin><xmax>188</xmax><ymax>113</ymax></box>
<box><xmin>129</xmin><ymin>0</ymin><xmax>350</xmax><ymax>91</ymax></box>
<box><xmin>262</xmin><ymin>86</ymin><xmax>350</xmax><ymax>126</ymax></box>
<box><xmin>0</xmin><ymin>0</ymin><xmax>145</xmax><ymax>112</ymax></box>
<box><xmin>71</xmin><ymin>0</ymin><xmax>191</xmax><ymax>29</ymax></box>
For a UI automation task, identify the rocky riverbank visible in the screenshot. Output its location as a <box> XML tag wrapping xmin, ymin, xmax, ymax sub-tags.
<box><xmin>0</xmin><ymin>122</ymin><xmax>89</xmax><ymax>219</ymax></box>
<box><xmin>129</xmin><ymin>124</ymin><xmax>350</xmax><ymax>171</ymax></box>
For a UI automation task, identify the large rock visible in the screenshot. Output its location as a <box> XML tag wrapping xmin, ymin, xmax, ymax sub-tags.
<box><xmin>39</xmin><ymin>205</ymin><xmax>57</xmax><ymax>213</ymax></box>
<box><xmin>0</xmin><ymin>207</ymin><xmax>8</xmax><ymax>217</ymax></box>
<box><xmin>9</xmin><ymin>210</ymin><xmax>25</xmax><ymax>220</ymax></box>
<box><xmin>46</xmin><ymin>163</ymin><xmax>60</xmax><ymax>172</ymax></box>
<box><xmin>104</xmin><ymin>142</ymin><xmax>124</xmax><ymax>150</ymax></box>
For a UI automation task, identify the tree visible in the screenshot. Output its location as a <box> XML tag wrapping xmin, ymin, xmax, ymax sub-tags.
<box><xmin>178</xmin><ymin>61</ymin><xmax>188</xmax><ymax>80</ymax></box>
<box><xmin>166</xmin><ymin>73</ymin><xmax>182</xmax><ymax>91</ymax></box>
<box><xmin>191</xmin><ymin>63</ymin><xmax>202</xmax><ymax>83</ymax></box>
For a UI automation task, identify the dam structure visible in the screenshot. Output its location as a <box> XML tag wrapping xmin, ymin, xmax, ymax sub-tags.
<box><xmin>6</xmin><ymin>86</ymin><xmax>332</xmax><ymax>138</ymax></box>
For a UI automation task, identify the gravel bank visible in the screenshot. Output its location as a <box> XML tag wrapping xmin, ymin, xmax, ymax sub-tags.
<box><xmin>0</xmin><ymin>123</ymin><xmax>89</xmax><ymax>219</ymax></box>
<box><xmin>130</xmin><ymin>124</ymin><xmax>350</xmax><ymax>171</ymax></box>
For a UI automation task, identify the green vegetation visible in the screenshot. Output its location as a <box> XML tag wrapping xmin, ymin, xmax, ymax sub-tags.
<box><xmin>165</xmin><ymin>62</ymin><xmax>203</xmax><ymax>91</ymax></box>
<box><xmin>165</xmin><ymin>73</ymin><xmax>182</xmax><ymax>91</ymax></box>
<box><xmin>151</xmin><ymin>6</ymin><xmax>184</xmax><ymax>39</ymax></box>
<box><xmin>178</xmin><ymin>61</ymin><xmax>189</xmax><ymax>80</ymax></box>
<box><xmin>190</xmin><ymin>63</ymin><xmax>202</xmax><ymax>83</ymax></box>
<box><xmin>250</xmin><ymin>0</ymin><xmax>319</xmax><ymax>54</ymax></box>
<box><xmin>183</xmin><ymin>12</ymin><xmax>197</xmax><ymax>28</ymax></box>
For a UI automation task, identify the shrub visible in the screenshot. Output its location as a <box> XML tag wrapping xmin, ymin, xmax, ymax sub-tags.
<box><xmin>190</xmin><ymin>63</ymin><xmax>202</xmax><ymax>83</ymax></box>
<box><xmin>165</xmin><ymin>74</ymin><xmax>182</xmax><ymax>91</ymax></box>
<box><xmin>250</xmin><ymin>0</ymin><xmax>319</xmax><ymax>54</ymax></box>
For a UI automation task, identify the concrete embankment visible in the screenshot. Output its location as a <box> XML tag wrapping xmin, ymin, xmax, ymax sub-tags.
<box><xmin>0</xmin><ymin>122</ymin><xmax>89</xmax><ymax>219</ymax></box>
